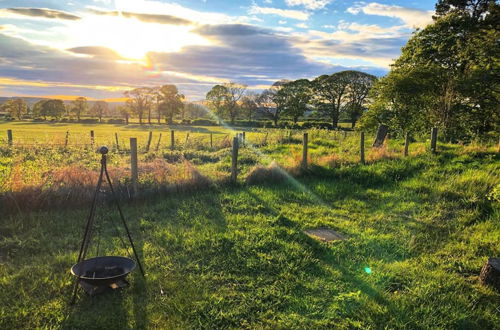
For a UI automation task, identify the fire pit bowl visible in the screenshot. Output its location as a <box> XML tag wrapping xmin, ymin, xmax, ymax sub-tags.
<box><xmin>71</xmin><ymin>256</ymin><xmax>136</xmax><ymax>286</ymax></box>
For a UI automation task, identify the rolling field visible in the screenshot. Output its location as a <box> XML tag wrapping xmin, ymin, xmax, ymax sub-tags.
<box><xmin>0</xmin><ymin>121</ymin><xmax>499</xmax><ymax>328</ymax></box>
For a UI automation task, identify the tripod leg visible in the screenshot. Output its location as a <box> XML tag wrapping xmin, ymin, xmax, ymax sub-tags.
<box><xmin>70</xmin><ymin>166</ymin><xmax>105</xmax><ymax>305</ymax></box>
<box><xmin>104</xmin><ymin>166</ymin><xmax>145</xmax><ymax>276</ymax></box>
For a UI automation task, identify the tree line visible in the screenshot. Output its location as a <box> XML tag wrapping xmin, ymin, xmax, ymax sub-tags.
<box><xmin>0</xmin><ymin>97</ymin><xmax>110</xmax><ymax>122</ymax></box>
<box><xmin>205</xmin><ymin>70</ymin><xmax>377</xmax><ymax>128</ymax></box>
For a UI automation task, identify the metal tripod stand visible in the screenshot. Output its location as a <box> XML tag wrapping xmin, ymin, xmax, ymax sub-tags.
<box><xmin>70</xmin><ymin>146</ymin><xmax>145</xmax><ymax>304</ymax></box>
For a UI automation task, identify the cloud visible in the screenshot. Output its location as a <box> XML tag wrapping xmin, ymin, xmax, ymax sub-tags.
<box><xmin>249</xmin><ymin>5</ymin><xmax>310</xmax><ymax>20</ymax></box>
<box><xmin>149</xmin><ymin>24</ymin><xmax>386</xmax><ymax>87</ymax></box>
<box><xmin>347</xmin><ymin>2</ymin><xmax>433</xmax><ymax>28</ymax></box>
<box><xmin>285</xmin><ymin>0</ymin><xmax>331</xmax><ymax>10</ymax></box>
<box><xmin>66</xmin><ymin>46</ymin><xmax>123</xmax><ymax>59</ymax></box>
<box><xmin>0</xmin><ymin>22</ymin><xmax>388</xmax><ymax>100</ymax></box>
<box><xmin>88</xmin><ymin>9</ymin><xmax>192</xmax><ymax>25</ymax></box>
<box><xmin>0</xmin><ymin>7</ymin><xmax>81</xmax><ymax>20</ymax></box>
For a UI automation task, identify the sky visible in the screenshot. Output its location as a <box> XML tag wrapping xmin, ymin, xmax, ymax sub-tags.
<box><xmin>0</xmin><ymin>0</ymin><xmax>437</xmax><ymax>101</ymax></box>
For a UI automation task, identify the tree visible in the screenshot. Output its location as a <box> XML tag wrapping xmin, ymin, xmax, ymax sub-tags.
<box><xmin>90</xmin><ymin>101</ymin><xmax>108</xmax><ymax>122</ymax></box>
<box><xmin>344</xmin><ymin>71</ymin><xmax>377</xmax><ymax>128</ymax></box>
<box><xmin>312</xmin><ymin>71</ymin><xmax>352</xmax><ymax>128</ymax></box>
<box><xmin>184</xmin><ymin>103</ymin><xmax>208</xmax><ymax>119</ymax></box>
<box><xmin>205</xmin><ymin>82</ymin><xmax>247</xmax><ymax>124</ymax></box>
<box><xmin>151</xmin><ymin>87</ymin><xmax>162</xmax><ymax>124</ymax></box>
<box><xmin>117</xmin><ymin>105</ymin><xmax>131</xmax><ymax>125</ymax></box>
<box><xmin>71</xmin><ymin>97</ymin><xmax>88</xmax><ymax>121</ymax></box>
<box><xmin>157</xmin><ymin>84</ymin><xmax>184</xmax><ymax>124</ymax></box>
<box><xmin>240</xmin><ymin>93</ymin><xmax>258</xmax><ymax>121</ymax></box>
<box><xmin>257</xmin><ymin>80</ymin><xmax>289</xmax><ymax>126</ymax></box>
<box><xmin>206</xmin><ymin>85</ymin><xmax>227</xmax><ymax>122</ymax></box>
<box><xmin>223</xmin><ymin>83</ymin><xmax>247</xmax><ymax>124</ymax></box>
<box><xmin>359</xmin><ymin>68</ymin><xmax>431</xmax><ymax>137</ymax></box>
<box><xmin>388</xmin><ymin>0</ymin><xmax>499</xmax><ymax>140</ymax></box>
<box><xmin>1</xmin><ymin>98</ymin><xmax>28</xmax><ymax>120</ymax></box>
<box><xmin>32</xmin><ymin>100</ymin><xmax>46</xmax><ymax>119</ymax></box>
<box><xmin>279</xmin><ymin>79</ymin><xmax>311</xmax><ymax>124</ymax></box>
<box><xmin>124</xmin><ymin>88</ymin><xmax>153</xmax><ymax>125</ymax></box>
<box><xmin>41</xmin><ymin>99</ymin><xmax>65</xmax><ymax>119</ymax></box>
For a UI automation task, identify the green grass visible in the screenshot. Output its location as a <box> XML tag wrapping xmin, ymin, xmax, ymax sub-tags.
<box><xmin>1</xmin><ymin>121</ymin><xmax>405</xmax><ymax>198</ymax></box>
<box><xmin>1</xmin><ymin>149</ymin><xmax>499</xmax><ymax>328</ymax></box>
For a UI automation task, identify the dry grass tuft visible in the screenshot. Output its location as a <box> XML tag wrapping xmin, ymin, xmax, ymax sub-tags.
<box><xmin>367</xmin><ymin>144</ymin><xmax>396</xmax><ymax>163</ymax></box>
<box><xmin>318</xmin><ymin>153</ymin><xmax>345</xmax><ymax>168</ymax></box>
<box><xmin>246</xmin><ymin>161</ymin><xmax>288</xmax><ymax>185</ymax></box>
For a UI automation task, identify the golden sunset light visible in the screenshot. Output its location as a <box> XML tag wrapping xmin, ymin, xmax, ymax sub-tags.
<box><xmin>69</xmin><ymin>15</ymin><xmax>210</xmax><ymax>60</ymax></box>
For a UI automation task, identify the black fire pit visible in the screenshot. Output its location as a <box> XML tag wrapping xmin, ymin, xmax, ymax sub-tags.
<box><xmin>71</xmin><ymin>256</ymin><xmax>136</xmax><ymax>286</ymax></box>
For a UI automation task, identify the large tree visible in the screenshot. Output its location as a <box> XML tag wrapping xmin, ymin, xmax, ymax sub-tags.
<box><xmin>344</xmin><ymin>71</ymin><xmax>377</xmax><ymax>128</ymax></box>
<box><xmin>257</xmin><ymin>80</ymin><xmax>289</xmax><ymax>126</ymax></box>
<box><xmin>312</xmin><ymin>71</ymin><xmax>352</xmax><ymax>128</ymax></box>
<box><xmin>71</xmin><ymin>97</ymin><xmax>88</xmax><ymax>121</ymax></box>
<box><xmin>279</xmin><ymin>79</ymin><xmax>311</xmax><ymax>124</ymax></box>
<box><xmin>35</xmin><ymin>99</ymin><xmax>65</xmax><ymax>120</ymax></box>
<box><xmin>205</xmin><ymin>85</ymin><xmax>227</xmax><ymax>123</ymax></box>
<box><xmin>239</xmin><ymin>93</ymin><xmax>258</xmax><ymax>121</ymax></box>
<box><xmin>157</xmin><ymin>84</ymin><xmax>184</xmax><ymax>124</ymax></box>
<box><xmin>386</xmin><ymin>0</ymin><xmax>499</xmax><ymax>140</ymax></box>
<box><xmin>90</xmin><ymin>101</ymin><xmax>108</xmax><ymax>122</ymax></box>
<box><xmin>1</xmin><ymin>98</ymin><xmax>28</xmax><ymax>120</ymax></box>
<box><xmin>359</xmin><ymin>68</ymin><xmax>431</xmax><ymax>136</ymax></box>
<box><xmin>124</xmin><ymin>88</ymin><xmax>153</xmax><ymax>125</ymax></box>
<box><xmin>117</xmin><ymin>105</ymin><xmax>131</xmax><ymax>125</ymax></box>
<box><xmin>205</xmin><ymin>83</ymin><xmax>247</xmax><ymax>124</ymax></box>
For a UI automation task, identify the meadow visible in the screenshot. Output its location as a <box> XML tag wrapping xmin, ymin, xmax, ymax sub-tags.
<box><xmin>0</xmin><ymin>121</ymin><xmax>499</xmax><ymax>328</ymax></box>
<box><xmin>0</xmin><ymin>121</ymin><xmax>414</xmax><ymax>213</ymax></box>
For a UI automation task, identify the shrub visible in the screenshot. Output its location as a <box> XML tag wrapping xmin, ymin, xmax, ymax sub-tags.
<box><xmin>107</xmin><ymin>118</ymin><xmax>124</xmax><ymax>124</ymax></box>
<box><xmin>79</xmin><ymin>118</ymin><xmax>99</xmax><ymax>124</ymax></box>
<box><xmin>246</xmin><ymin>161</ymin><xmax>288</xmax><ymax>185</ymax></box>
<box><xmin>192</xmin><ymin>119</ymin><xmax>218</xmax><ymax>126</ymax></box>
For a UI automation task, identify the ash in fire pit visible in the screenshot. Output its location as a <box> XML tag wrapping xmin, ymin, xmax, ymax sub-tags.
<box><xmin>84</xmin><ymin>266</ymin><xmax>125</xmax><ymax>279</ymax></box>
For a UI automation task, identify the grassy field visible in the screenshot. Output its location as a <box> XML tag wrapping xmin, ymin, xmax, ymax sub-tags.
<box><xmin>0</xmin><ymin>143</ymin><xmax>499</xmax><ymax>328</ymax></box>
<box><xmin>0</xmin><ymin>121</ymin><xmax>427</xmax><ymax>213</ymax></box>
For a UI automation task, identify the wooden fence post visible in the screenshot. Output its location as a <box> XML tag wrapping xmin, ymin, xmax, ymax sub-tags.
<box><xmin>302</xmin><ymin>132</ymin><xmax>308</xmax><ymax>169</ymax></box>
<box><xmin>156</xmin><ymin>133</ymin><xmax>162</xmax><ymax>152</ymax></box>
<box><xmin>115</xmin><ymin>133</ymin><xmax>120</xmax><ymax>151</ymax></box>
<box><xmin>130</xmin><ymin>138</ymin><xmax>138</xmax><ymax>196</ymax></box>
<box><xmin>231</xmin><ymin>136</ymin><xmax>239</xmax><ymax>183</ymax></box>
<box><xmin>170</xmin><ymin>130</ymin><xmax>175</xmax><ymax>150</ymax></box>
<box><xmin>185</xmin><ymin>133</ymin><xmax>190</xmax><ymax>146</ymax></box>
<box><xmin>7</xmin><ymin>129</ymin><xmax>13</xmax><ymax>146</ymax></box>
<box><xmin>430</xmin><ymin>127</ymin><xmax>438</xmax><ymax>153</ymax></box>
<box><xmin>264</xmin><ymin>132</ymin><xmax>268</xmax><ymax>145</ymax></box>
<box><xmin>210</xmin><ymin>133</ymin><xmax>213</xmax><ymax>148</ymax></box>
<box><xmin>90</xmin><ymin>130</ymin><xmax>95</xmax><ymax>147</ymax></box>
<box><xmin>360</xmin><ymin>132</ymin><xmax>365</xmax><ymax>165</ymax></box>
<box><xmin>242</xmin><ymin>132</ymin><xmax>246</xmax><ymax>145</ymax></box>
<box><xmin>65</xmin><ymin>131</ymin><xmax>69</xmax><ymax>148</ymax></box>
<box><xmin>146</xmin><ymin>131</ymin><xmax>153</xmax><ymax>152</ymax></box>
<box><xmin>404</xmin><ymin>132</ymin><xmax>410</xmax><ymax>157</ymax></box>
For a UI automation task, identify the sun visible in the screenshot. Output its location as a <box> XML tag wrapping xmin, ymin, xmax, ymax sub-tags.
<box><xmin>69</xmin><ymin>15</ymin><xmax>210</xmax><ymax>60</ymax></box>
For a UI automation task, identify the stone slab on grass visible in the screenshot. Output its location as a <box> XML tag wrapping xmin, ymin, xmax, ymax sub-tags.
<box><xmin>304</xmin><ymin>228</ymin><xmax>346</xmax><ymax>242</ymax></box>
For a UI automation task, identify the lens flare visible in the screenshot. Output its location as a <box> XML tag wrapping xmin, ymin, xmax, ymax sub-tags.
<box><xmin>364</xmin><ymin>267</ymin><xmax>372</xmax><ymax>274</ymax></box>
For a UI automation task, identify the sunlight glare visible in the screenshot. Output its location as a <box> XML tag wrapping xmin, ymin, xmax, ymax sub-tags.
<box><xmin>70</xmin><ymin>15</ymin><xmax>210</xmax><ymax>60</ymax></box>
